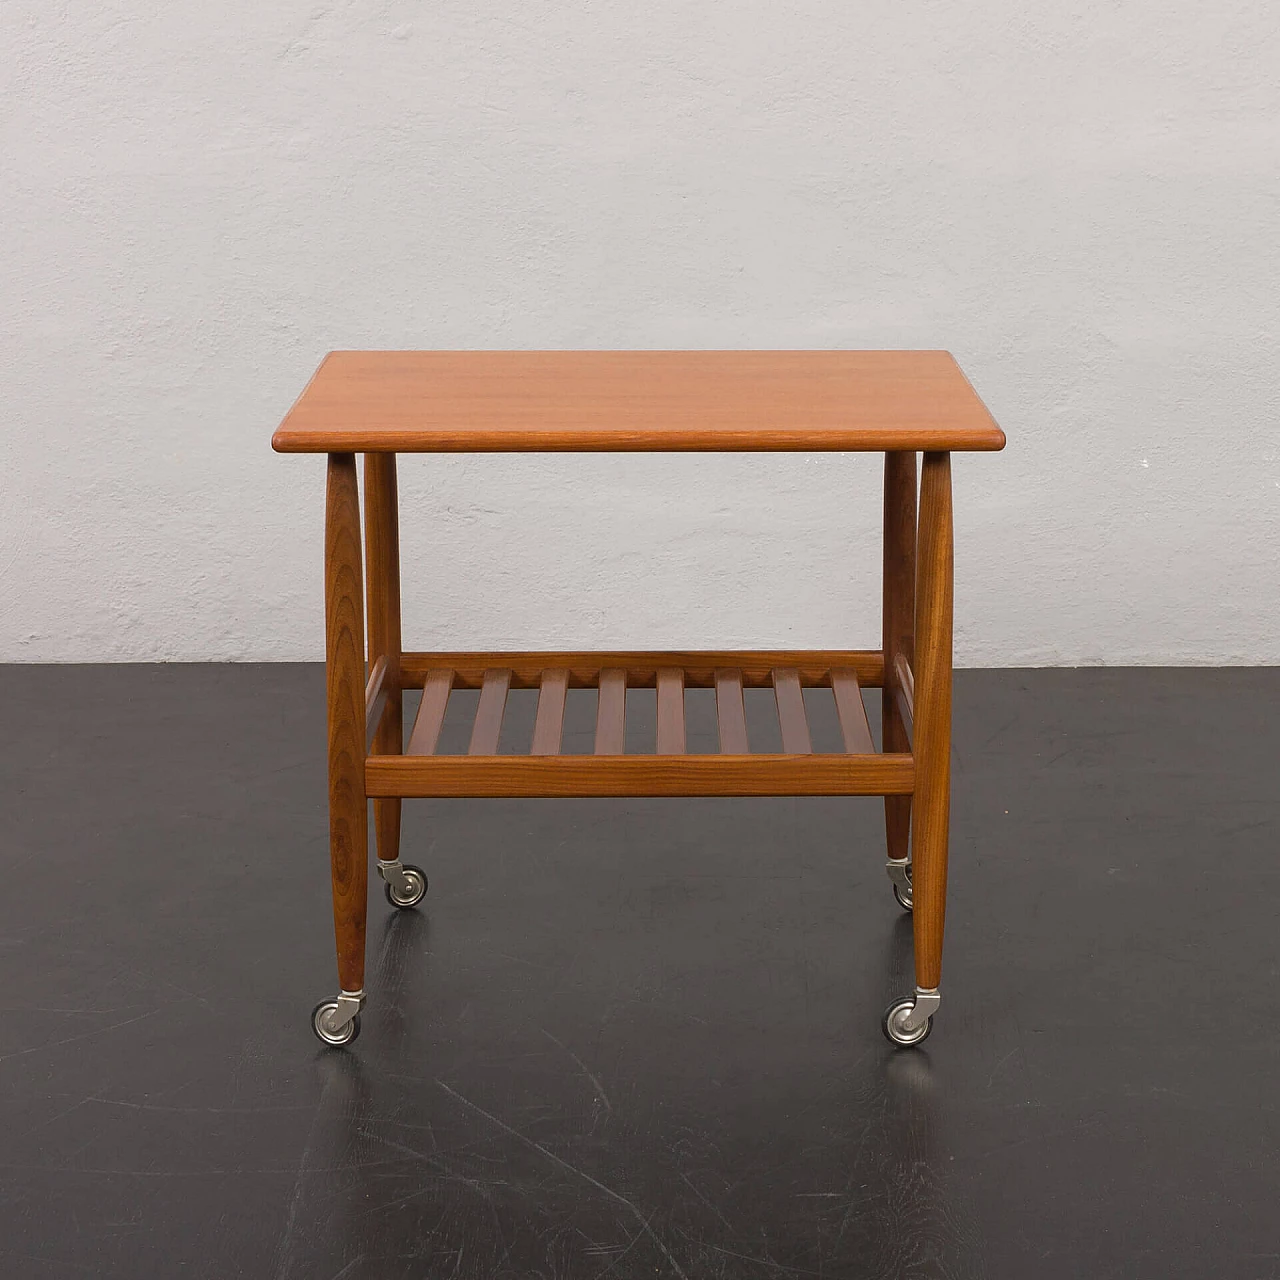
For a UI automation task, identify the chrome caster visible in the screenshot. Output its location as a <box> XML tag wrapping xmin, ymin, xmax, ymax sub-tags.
<box><xmin>311</xmin><ymin>991</ymin><xmax>364</xmax><ymax>1047</ymax></box>
<box><xmin>887</xmin><ymin>858</ymin><xmax>912</xmax><ymax>911</ymax></box>
<box><xmin>882</xmin><ymin>987</ymin><xmax>940</xmax><ymax>1047</ymax></box>
<box><xmin>379</xmin><ymin>860</ymin><xmax>427</xmax><ymax>909</ymax></box>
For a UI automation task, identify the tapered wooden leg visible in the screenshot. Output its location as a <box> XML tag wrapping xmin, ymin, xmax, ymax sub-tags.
<box><xmin>325</xmin><ymin>453</ymin><xmax>368</xmax><ymax>995</ymax></box>
<box><xmin>364</xmin><ymin>453</ymin><xmax>403</xmax><ymax>868</ymax></box>
<box><xmin>912</xmin><ymin>452</ymin><xmax>953</xmax><ymax>991</ymax></box>
<box><xmin>882</xmin><ymin>451</ymin><xmax>916</xmax><ymax>867</ymax></box>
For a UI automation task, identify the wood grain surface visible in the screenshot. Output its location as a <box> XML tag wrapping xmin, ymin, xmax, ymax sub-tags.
<box><xmin>363</xmin><ymin>655</ymin><xmax>387</xmax><ymax>745</ymax></box>
<box><xmin>656</xmin><ymin>668</ymin><xmax>687</xmax><ymax>754</ymax></box>
<box><xmin>365</xmin><ymin>753</ymin><xmax>914</xmax><ymax>798</ymax></box>
<box><xmin>772</xmin><ymin>668</ymin><xmax>813</xmax><ymax>755</ymax></box>
<box><xmin>468</xmin><ymin>668</ymin><xmax>512</xmax><ymax>755</ymax></box>
<box><xmin>364</xmin><ymin>453</ymin><xmax>402</xmax><ymax>868</ymax></box>
<box><xmin>912</xmin><ymin>452</ymin><xmax>954</xmax><ymax>990</ymax></box>
<box><xmin>400</xmin><ymin>650</ymin><xmax>885</xmax><ymax>690</ymax></box>
<box><xmin>714</xmin><ymin>668</ymin><xmax>749</xmax><ymax>754</ymax></box>
<box><xmin>407</xmin><ymin>669</ymin><xmax>452</xmax><ymax>755</ymax></box>
<box><xmin>894</xmin><ymin>653</ymin><xmax>915</xmax><ymax>720</ymax></box>
<box><xmin>831</xmin><ymin>668</ymin><xmax>875</xmax><ymax>755</ymax></box>
<box><xmin>594</xmin><ymin>669</ymin><xmax>627</xmax><ymax>755</ymax></box>
<box><xmin>530</xmin><ymin>668</ymin><xmax>569</xmax><ymax>755</ymax></box>
<box><xmin>883</xmin><ymin>450</ymin><xmax>917</xmax><ymax>867</ymax></box>
<box><xmin>324</xmin><ymin>453</ymin><xmax>368</xmax><ymax>992</ymax></box>
<box><xmin>273</xmin><ymin>351</ymin><xmax>1005</xmax><ymax>453</ymax></box>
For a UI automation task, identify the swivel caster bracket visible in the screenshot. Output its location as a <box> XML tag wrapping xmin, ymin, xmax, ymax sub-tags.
<box><xmin>378</xmin><ymin>859</ymin><xmax>428</xmax><ymax>909</ymax></box>
<box><xmin>312</xmin><ymin>989</ymin><xmax>365</xmax><ymax>1046</ymax></box>
<box><xmin>883</xmin><ymin>986</ymin><xmax>940</xmax><ymax>1047</ymax></box>
<box><xmin>886</xmin><ymin>857</ymin><xmax>912</xmax><ymax>911</ymax></box>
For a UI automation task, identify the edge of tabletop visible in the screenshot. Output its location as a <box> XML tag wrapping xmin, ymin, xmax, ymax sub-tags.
<box><xmin>270</xmin><ymin>350</ymin><xmax>1008</xmax><ymax>454</ymax></box>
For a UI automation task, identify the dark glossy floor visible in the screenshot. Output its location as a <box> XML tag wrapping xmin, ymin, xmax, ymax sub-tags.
<box><xmin>1</xmin><ymin>665</ymin><xmax>1277</xmax><ymax>1279</ymax></box>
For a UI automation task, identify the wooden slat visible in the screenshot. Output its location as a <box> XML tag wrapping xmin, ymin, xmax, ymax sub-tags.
<box><xmin>714</xmin><ymin>668</ymin><xmax>749</xmax><ymax>754</ymax></box>
<box><xmin>894</xmin><ymin>653</ymin><xmax>915</xmax><ymax>719</ymax></box>
<box><xmin>530</xmin><ymin>668</ymin><xmax>569</xmax><ymax>756</ymax></box>
<box><xmin>893</xmin><ymin>686</ymin><xmax>914</xmax><ymax>747</ymax></box>
<box><xmin>594</xmin><ymin>668</ymin><xmax>627</xmax><ymax>755</ymax></box>
<box><xmin>407</xmin><ymin>669</ymin><xmax>453</xmax><ymax>755</ymax></box>
<box><xmin>831</xmin><ymin>668</ymin><xmax>875</xmax><ymax>755</ymax></box>
<box><xmin>771</xmin><ymin>668</ymin><xmax>812</xmax><ymax>755</ymax></box>
<box><xmin>893</xmin><ymin>653</ymin><xmax>915</xmax><ymax>746</ymax></box>
<box><xmin>401</xmin><ymin>650</ymin><xmax>885</xmax><ymax>690</ymax></box>
<box><xmin>655</xmin><ymin>668</ymin><xmax>686</xmax><ymax>755</ymax></box>
<box><xmin>468</xmin><ymin>668</ymin><xmax>512</xmax><ymax>755</ymax></box>
<box><xmin>366</xmin><ymin>753</ymin><xmax>914</xmax><ymax>798</ymax></box>
<box><xmin>365</xmin><ymin>655</ymin><xmax>388</xmax><ymax>746</ymax></box>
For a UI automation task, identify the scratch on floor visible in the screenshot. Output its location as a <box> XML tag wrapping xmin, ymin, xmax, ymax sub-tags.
<box><xmin>436</xmin><ymin>1078</ymin><xmax>688</xmax><ymax>1279</ymax></box>
<box><xmin>11</xmin><ymin>1097</ymin><xmax>91</xmax><ymax>1144</ymax></box>
<box><xmin>271</xmin><ymin>1075</ymin><xmax>330</xmax><ymax>1280</ymax></box>
<box><xmin>677</xmin><ymin>1170</ymin><xmax>734</xmax><ymax>1233</ymax></box>
<box><xmin>591</xmin><ymin>1213</ymin><xmax>651</xmax><ymax>1279</ymax></box>
<box><xmin>0</xmin><ymin>1009</ymin><xmax>162</xmax><ymax>1065</ymax></box>
<box><xmin>323</xmin><ymin>1256</ymin><xmax>364</xmax><ymax>1280</ymax></box>
<box><xmin>986</xmin><ymin>1047</ymin><xmax>1019</xmax><ymax>1089</ymax></box>
<box><xmin>708</xmin><ymin>1241</ymin><xmax>825</xmax><ymax>1276</ymax></box>
<box><xmin>539</xmin><ymin>1027</ymin><xmax>612</xmax><ymax>1114</ymax></box>
<box><xmin>830</xmin><ymin>1092</ymin><xmax>890</xmax><ymax>1254</ymax></box>
<box><xmin>491</xmin><ymin>950</ymin><xmax>551</xmax><ymax>970</ymax></box>
<box><xmin>354</xmin><ymin>1128</ymin><xmax>502</xmax><ymax>1214</ymax></box>
<box><xmin>0</xmin><ymin>1005</ymin><xmax>141</xmax><ymax>1015</ymax></box>
<box><xmin>113</xmin><ymin>958</ymin><xmax>211</xmax><ymax>1006</ymax></box>
<box><xmin>85</xmin><ymin>1097</ymin><xmax>311</xmax><ymax>1115</ymax></box>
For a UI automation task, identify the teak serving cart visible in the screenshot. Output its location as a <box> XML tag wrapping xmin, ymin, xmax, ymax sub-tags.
<box><xmin>273</xmin><ymin>351</ymin><xmax>1005</xmax><ymax>1049</ymax></box>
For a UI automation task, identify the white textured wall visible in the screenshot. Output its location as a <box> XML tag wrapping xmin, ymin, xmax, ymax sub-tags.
<box><xmin>4</xmin><ymin>2</ymin><xmax>1278</xmax><ymax>664</ymax></box>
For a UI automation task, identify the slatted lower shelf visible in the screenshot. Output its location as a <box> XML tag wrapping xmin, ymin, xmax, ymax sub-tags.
<box><xmin>367</xmin><ymin>650</ymin><xmax>913</xmax><ymax>798</ymax></box>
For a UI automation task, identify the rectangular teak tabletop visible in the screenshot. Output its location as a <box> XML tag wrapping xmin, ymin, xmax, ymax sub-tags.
<box><xmin>272</xmin><ymin>350</ymin><xmax>1004</xmax><ymax>454</ymax></box>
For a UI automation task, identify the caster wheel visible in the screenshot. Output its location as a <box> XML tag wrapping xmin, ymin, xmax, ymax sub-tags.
<box><xmin>882</xmin><ymin>997</ymin><xmax>933</xmax><ymax>1047</ymax></box>
<box><xmin>311</xmin><ymin>1000</ymin><xmax>361</xmax><ymax>1047</ymax></box>
<box><xmin>893</xmin><ymin>865</ymin><xmax>913</xmax><ymax>912</ymax></box>
<box><xmin>385</xmin><ymin>864</ymin><xmax>427</xmax><ymax>909</ymax></box>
